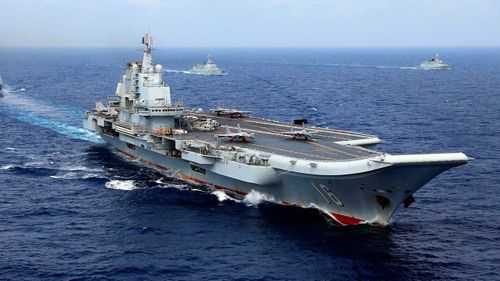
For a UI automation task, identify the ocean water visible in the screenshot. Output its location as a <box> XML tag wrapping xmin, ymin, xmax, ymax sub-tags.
<box><xmin>0</xmin><ymin>47</ymin><xmax>498</xmax><ymax>280</ymax></box>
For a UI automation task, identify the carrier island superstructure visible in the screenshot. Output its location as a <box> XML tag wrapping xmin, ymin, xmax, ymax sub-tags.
<box><xmin>83</xmin><ymin>34</ymin><xmax>470</xmax><ymax>226</ymax></box>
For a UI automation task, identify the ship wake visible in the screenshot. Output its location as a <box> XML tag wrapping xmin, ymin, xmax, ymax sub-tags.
<box><xmin>284</xmin><ymin>62</ymin><xmax>421</xmax><ymax>70</ymax></box>
<box><xmin>0</xmin><ymin>83</ymin><xmax>103</xmax><ymax>143</ymax></box>
<box><xmin>165</xmin><ymin>69</ymin><xmax>227</xmax><ymax>76</ymax></box>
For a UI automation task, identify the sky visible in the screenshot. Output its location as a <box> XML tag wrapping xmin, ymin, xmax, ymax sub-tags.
<box><xmin>0</xmin><ymin>0</ymin><xmax>499</xmax><ymax>48</ymax></box>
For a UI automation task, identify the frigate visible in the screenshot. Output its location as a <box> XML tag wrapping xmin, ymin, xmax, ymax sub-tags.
<box><xmin>189</xmin><ymin>56</ymin><xmax>225</xmax><ymax>75</ymax></box>
<box><xmin>83</xmin><ymin>34</ymin><xmax>470</xmax><ymax>226</ymax></box>
<box><xmin>420</xmin><ymin>54</ymin><xmax>451</xmax><ymax>69</ymax></box>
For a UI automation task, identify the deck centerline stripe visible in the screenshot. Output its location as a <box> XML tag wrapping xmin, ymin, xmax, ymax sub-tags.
<box><xmin>309</xmin><ymin>141</ymin><xmax>362</xmax><ymax>158</ymax></box>
<box><xmin>245</xmin><ymin>143</ymin><xmax>337</xmax><ymax>160</ymax></box>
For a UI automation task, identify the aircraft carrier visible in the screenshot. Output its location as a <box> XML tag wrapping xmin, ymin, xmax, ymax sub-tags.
<box><xmin>83</xmin><ymin>34</ymin><xmax>470</xmax><ymax>226</ymax></box>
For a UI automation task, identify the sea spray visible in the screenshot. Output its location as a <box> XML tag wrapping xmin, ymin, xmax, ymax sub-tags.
<box><xmin>105</xmin><ymin>180</ymin><xmax>136</xmax><ymax>191</ymax></box>
<box><xmin>243</xmin><ymin>190</ymin><xmax>275</xmax><ymax>206</ymax></box>
<box><xmin>212</xmin><ymin>190</ymin><xmax>240</xmax><ymax>202</ymax></box>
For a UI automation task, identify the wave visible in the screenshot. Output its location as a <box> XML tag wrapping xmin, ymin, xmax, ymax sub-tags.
<box><xmin>64</xmin><ymin>165</ymin><xmax>104</xmax><ymax>172</ymax></box>
<box><xmin>2</xmin><ymin>158</ymin><xmax>103</xmax><ymax>172</ymax></box>
<box><xmin>243</xmin><ymin>190</ymin><xmax>275</xmax><ymax>206</ymax></box>
<box><xmin>1</xmin><ymin>162</ymin><xmax>106</xmax><ymax>180</ymax></box>
<box><xmin>50</xmin><ymin>172</ymin><xmax>105</xmax><ymax>180</ymax></box>
<box><xmin>212</xmin><ymin>190</ymin><xmax>240</xmax><ymax>203</ymax></box>
<box><xmin>155</xmin><ymin>181</ymin><xmax>207</xmax><ymax>193</ymax></box>
<box><xmin>158</xmin><ymin>182</ymin><xmax>191</xmax><ymax>191</ymax></box>
<box><xmin>104</xmin><ymin>179</ymin><xmax>194</xmax><ymax>192</ymax></box>
<box><xmin>1</xmin><ymin>85</ymin><xmax>26</xmax><ymax>93</ymax></box>
<box><xmin>105</xmin><ymin>180</ymin><xmax>137</xmax><ymax>191</ymax></box>
<box><xmin>1</xmin><ymin>164</ymin><xmax>14</xmax><ymax>170</ymax></box>
<box><xmin>1</xmin><ymin>163</ymin><xmax>51</xmax><ymax>172</ymax></box>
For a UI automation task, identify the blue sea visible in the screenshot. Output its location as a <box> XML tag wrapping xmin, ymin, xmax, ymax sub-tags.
<box><xmin>0</xmin><ymin>47</ymin><xmax>498</xmax><ymax>280</ymax></box>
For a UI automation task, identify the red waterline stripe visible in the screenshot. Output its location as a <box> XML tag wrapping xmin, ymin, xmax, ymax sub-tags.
<box><xmin>329</xmin><ymin>212</ymin><xmax>364</xmax><ymax>225</ymax></box>
<box><xmin>116</xmin><ymin>149</ymin><xmax>294</xmax><ymax>204</ymax></box>
<box><xmin>116</xmin><ymin>149</ymin><xmax>168</xmax><ymax>171</ymax></box>
<box><xmin>115</xmin><ymin>151</ymin><xmax>244</xmax><ymax>196</ymax></box>
<box><xmin>118</xmin><ymin>148</ymin><xmax>363</xmax><ymax>225</ymax></box>
<box><xmin>215</xmin><ymin>185</ymin><xmax>247</xmax><ymax>196</ymax></box>
<box><xmin>181</xmin><ymin>175</ymin><xmax>247</xmax><ymax>196</ymax></box>
<box><xmin>118</xmin><ymin>150</ymin><xmax>136</xmax><ymax>159</ymax></box>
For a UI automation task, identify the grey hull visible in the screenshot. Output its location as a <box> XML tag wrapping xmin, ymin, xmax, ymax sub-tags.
<box><xmin>101</xmin><ymin>134</ymin><xmax>464</xmax><ymax>225</ymax></box>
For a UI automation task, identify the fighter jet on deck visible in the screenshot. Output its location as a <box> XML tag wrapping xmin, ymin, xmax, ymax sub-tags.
<box><xmin>211</xmin><ymin>108</ymin><xmax>252</xmax><ymax>118</ymax></box>
<box><xmin>215</xmin><ymin>124</ymin><xmax>255</xmax><ymax>142</ymax></box>
<box><xmin>281</xmin><ymin>127</ymin><xmax>319</xmax><ymax>141</ymax></box>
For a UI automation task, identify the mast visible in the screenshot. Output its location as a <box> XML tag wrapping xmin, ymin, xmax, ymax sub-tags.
<box><xmin>141</xmin><ymin>33</ymin><xmax>153</xmax><ymax>71</ymax></box>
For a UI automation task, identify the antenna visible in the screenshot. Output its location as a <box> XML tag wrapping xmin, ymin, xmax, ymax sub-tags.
<box><xmin>142</xmin><ymin>32</ymin><xmax>153</xmax><ymax>52</ymax></box>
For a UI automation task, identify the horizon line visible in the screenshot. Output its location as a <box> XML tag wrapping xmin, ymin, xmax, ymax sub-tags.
<box><xmin>1</xmin><ymin>45</ymin><xmax>500</xmax><ymax>49</ymax></box>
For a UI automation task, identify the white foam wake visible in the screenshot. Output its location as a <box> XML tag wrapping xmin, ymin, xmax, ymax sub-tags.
<box><xmin>50</xmin><ymin>172</ymin><xmax>104</xmax><ymax>180</ymax></box>
<box><xmin>243</xmin><ymin>190</ymin><xmax>275</xmax><ymax>206</ymax></box>
<box><xmin>105</xmin><ymin>180</ymin><xmax>136</xmax><ymax>191</ymax></box>
<box><xmin>164</xmin><ymin>69</ymin><xmax>190</xmax><ymax>74</ymax></box>
<box><xmin>2</xmin><ymin>85</ymin><xmax>26</xmax><ymax>93</ymax></box>
<box><xmin>0</xmin><ymin>84</ymin><xmax>103</xmax><ymax>143</ymax></box>
<box><xmin>164</xmin><ymin>69</ymin><xmax>227</xmax><ymax>76</ymax></box>
<box><xmin>212</xmin><ymin>190</ymin><xmax>240</xmax><ymax>202</ymax></box>
<box><xmin>153</xmin><ymin>180</ymin><xmax>192</xmax><ymax>191</ymax></box>
<box><xmin>165</xmin><ymin>183</ymin><xmax>190</xmax><ymax>190</ymax></box>
<box><xmin>65</xmin><ymin>165</ymin><xmax>104</xmax><ymax>172</ymax></box>
<box><xmin>1</xmin><ymin>164</ymin><xmax>14</xmax><ymax>170</ymax></box>
<box><xmin>15</xmin><ymin>113</ymin><xmax>103</xmax><ymax>143</ymax></box>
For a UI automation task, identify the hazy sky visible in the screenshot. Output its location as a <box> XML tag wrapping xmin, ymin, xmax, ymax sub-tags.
<box><xmin>1</xmin><ymin>0</ymin><xmax>499</xmax><ymax>47</ymax></box>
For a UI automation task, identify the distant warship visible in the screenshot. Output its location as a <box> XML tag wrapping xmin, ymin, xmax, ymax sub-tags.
<box><xmin>189</xmin><ymin>56</ymin><xmax>225</xmax><ymax>75</ymax></box>
<box><xmin>420</xmin><ymin>54</ymin><xmax>451</xmax><ymax>69</ymax></box>
<box><xmin>83</xmin><ymin>34</ymin><xmax>470</xmax><ymax>226</ymax></box>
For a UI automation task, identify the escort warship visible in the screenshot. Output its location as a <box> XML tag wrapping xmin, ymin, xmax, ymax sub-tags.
<box><xmin>189</xmin><ymin>56</ymin><xmax>225</xmax><ymax>75</ymax></box>
<box><xmin>420</xmin><ymin>54</ymin><xmax>451</xmax><ymax>69</ymax></box>
<box><xmin>83</xmin><ymin>34</ymin><xmax>470</xmax><ymax>226</ymax></box>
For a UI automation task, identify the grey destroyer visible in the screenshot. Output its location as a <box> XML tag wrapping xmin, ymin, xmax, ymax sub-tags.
<box><xmin>420</xmin><ymin>54</ymin><xmax>451</xmax><ymax>69</ymax></box>
<box><xmin>83</xmin><ymin>34</ymin><xmax>470</xmax><ymax>226</ymax></box>
<box><xmin>189</xmin><ymin>56</ymin><xmax>225</xmax><ymax>75</ymax></box>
